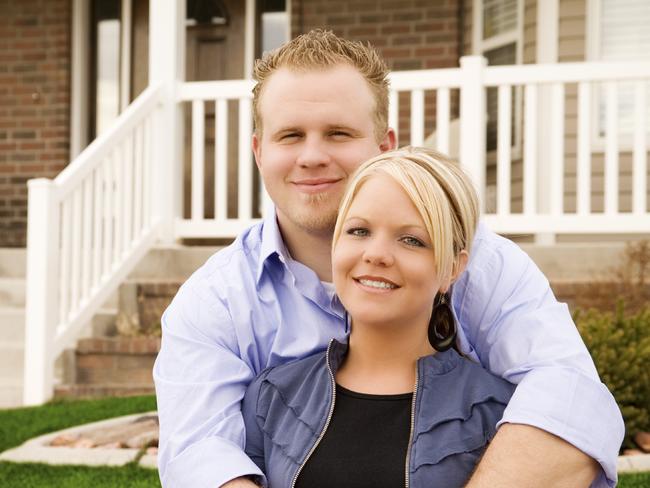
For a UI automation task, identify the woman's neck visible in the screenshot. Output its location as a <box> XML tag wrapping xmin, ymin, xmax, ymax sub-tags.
<box><xmin>336</xmin><ymin>323</ymin><xmax>435</xmax><ymax>395</ymax></box>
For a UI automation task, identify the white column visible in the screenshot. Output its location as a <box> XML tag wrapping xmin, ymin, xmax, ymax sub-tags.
<box><xmin>23</xmin><ymin>179</ymin><xmax>60</xmax><ymax>405</ymax></box>
<box><xmin>149</xmin><ymin>0</ymin><xmax>185</xmax><ymax>243</ymax></box>
<box><xmin>535</xmin><ymin>0</ymin><xmax>559</xmax><ymax>244</ymax></box>
<box><xmin>244</xmin><ymin>0</ymin><xmax>256</xmax><ymax>79</ymax></box>
<box><xmin>459</xmin><ymin>56</ymin><xmax>487</xmax><ymax>210</ymax></box>
<box><xmin>70</xmin><ymin>0</ymin><xmax>89</xmax><ymax>159</ymax></box>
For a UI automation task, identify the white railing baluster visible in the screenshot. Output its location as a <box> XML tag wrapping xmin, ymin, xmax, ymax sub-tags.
<box><xmin>410</xmin><ymin>89</ymin><xmax>424</xmax><ymax>146</ymax></box>
<box><xmin>123</xmin><ymin>135</ymin><xmax>134</xmax><ymax>251</ymax></box>
<box><xmin>216</xmin><ymin>98</ymin><xmax>228</xmax><ymax>221</ymax></box>
<box><xmin>550</xmin><ymin>83</ymin><xmax>565</xmax><ymax>215</ymax></box>
<box><xmin>133</xmin><ymin>124</ymin><xmax>143</xmax><ymax>238</ymax></box>
<box><xmin>633</xmin><ymin>81</ymin><xmax>647</xmax><ymax>214</ymax></box>
<box><xmin>144</xmin><ymin>114</ymin><xmax>152</xmax><ymax>229</ymax></box>
<box><xmin>113</xmin><ymin>147</ymin><xmax>124</xmax><ymax>264</ymax></box>
<box><xmin>436</xmin><ymin>88</ymin><xmax>450</xmax><ymax>153</ymax></box>
<box><xmin>192</xmin><ymin>100</ymin><xmax>205</xmax><ymax>220</ymax></box>
<box><xmin>102</xmin><ymin>155</ymin><xmax>113</xmax><ymax>277</ymax></box>
<box><xmin>389</xmin><ymin>90</ymin><xmax>399</xmax><ymax>142</ymax></box>
<box><xmin>605</xmin><ymin>82</ymin><xmax>619</xmax><ymax>214</ymax></box>
<box><xmin>238</xmin><ymin>97</ymin><xmax>253</xmax><ymax>219</ymax></box>
<box><xmin>70</xmin><ymin>188</ymin><xmax>82</xmax><ymax>315</ymax></box>
<box><xmin>59</xmin><ymin>198</ymin><xmax>72</xmax><ymax>325</ymax></box>
<box><xmin>81</xmin><ymin>176</ymin><xmax>93</xmax><ymax>301</ymax></box>
<box><xmin>523</xmin><ymin>84</ymin><xmax>538</xmax><ymax>215</ymax></box>
<box><xmin>577</xmin><ymin>82</ymin><xmax>591</xmax><ymax>215</ymax></box>
<box><xmin>497</xmin><ymin>84</ymin><xmax>512</xmax><ymax>215</ymax></box>
<box><xmin>92</xmin><ymin>166</ymin><xmax>103</xmax><ymax>288</ymax></box>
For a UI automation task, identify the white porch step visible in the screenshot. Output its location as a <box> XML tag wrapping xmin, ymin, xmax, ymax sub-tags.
<box><xmin>0</xmin><ymin>278</ymin><xmax>26</xmax><ymax>307</ymax></box>
<box><xmin>0</xmin><ymin>249</ymin><xmax>26</xmax><ymax>278</ymax></box>
<box><xmin>0</xmin><ymin>307</ymin><xmax>25</xmax><ymax>343</ymax></box>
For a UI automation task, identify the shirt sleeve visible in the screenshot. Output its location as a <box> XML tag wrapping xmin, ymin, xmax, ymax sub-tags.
<box><xmin>153</xmin><ymin>279</ymin><xmax>264</xmax><ymax>487</ymax></box>
<box><xmin>452</xmin><ymin>223</ymin><xmax>625</xmax><ymax>488</ymax></box>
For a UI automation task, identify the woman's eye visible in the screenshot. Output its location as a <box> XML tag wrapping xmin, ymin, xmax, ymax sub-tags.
<box><xmin>401</xmin><ymin>236</ymin><xmax>424</xmax><ymax>247</ymax></box>
<box><xmin>346</xmin><ymin>227</ymin><xmax>369</xmax><ymax>237</ymax></box>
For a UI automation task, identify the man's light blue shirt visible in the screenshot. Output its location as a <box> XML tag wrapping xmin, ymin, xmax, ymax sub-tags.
<box><xmin>154</xmin><ymin>213</ymin><xmax>623</xmax><ymax>488</ymax></box>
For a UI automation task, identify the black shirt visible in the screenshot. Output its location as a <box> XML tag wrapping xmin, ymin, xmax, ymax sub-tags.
<box><xmin>295</xmin><ymin>384</ymin><xmax>413</xmax><ymax>488</ymax></box>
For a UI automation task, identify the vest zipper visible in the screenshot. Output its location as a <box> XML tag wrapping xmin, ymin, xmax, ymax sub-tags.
<box><xmin>290</xmin><ymin>339</ymin><xmax>337</xmax><ymax>488</ymax></box>
<box><xmin>404</xmin><ymin>363</ymin><xmax>420</xmax><ymax>488</ymax></box>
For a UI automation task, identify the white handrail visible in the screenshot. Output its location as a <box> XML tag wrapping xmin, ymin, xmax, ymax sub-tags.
<box><xmin>24</xmin><ymin>84</ymin><xmax>165</xmax><ymax>405</ymax></box>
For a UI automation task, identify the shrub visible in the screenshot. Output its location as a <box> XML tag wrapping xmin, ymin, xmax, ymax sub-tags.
<box><xmin>575</xmin><ymin>304</ymin><xmax>650</xmax><ymax>449</ymax></box>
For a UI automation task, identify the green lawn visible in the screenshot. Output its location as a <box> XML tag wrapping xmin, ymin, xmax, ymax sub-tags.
<box><xmin>0</xmin><ymin>461</ymin><xmax>160</xmax><ymax>487</ymax></box>
<box><xmin>0</xmin><ymin>395</ymin><xmax>648</xmax><ymax>487</ymax></box>
<box><xmin>620</xmin><ymin>472</ymin><xmax>650</xmax><ymax>487</ymax></box>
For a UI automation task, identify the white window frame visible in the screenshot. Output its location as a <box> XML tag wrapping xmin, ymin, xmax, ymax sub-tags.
<box><xmin>586</xmin><ymin>0</ymin><xmax>650</xmax><ymax>152</ymax></box>
<box><xmin>472</xmin><ymin>0</ymin><xmax>525</xmax><ymax>158</ymax></box>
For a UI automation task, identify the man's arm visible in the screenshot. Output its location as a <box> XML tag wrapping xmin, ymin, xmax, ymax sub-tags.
<box><xmin>453</xmin><ymin>223</ymin><xmax>624</xmax><ymax>487</ymax></box>
<box><xmin>154</xmin><ymin>280</ymin><xmax>264</xmax><ymax>487</ymax></box>
<box><xmin>467</xmin><ymin>424</ymin><xmax>599</xmax><ymax>487</ymax></box>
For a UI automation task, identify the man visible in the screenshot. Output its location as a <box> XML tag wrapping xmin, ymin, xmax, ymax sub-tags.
<box><xmin>154</xmin><ymin>30</ymin><xmax>623</xmax><ymax>487</ymax></box>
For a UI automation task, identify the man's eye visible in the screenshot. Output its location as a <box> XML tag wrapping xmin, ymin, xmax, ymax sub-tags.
<box><xmin>279</xmin><ymin>133</ymin><xmax>300</xmax><ymax>141</ymax></box>
<box><xmin>346</xmin><ymin>227</ymin><xmax>369</xmax><ymax>237</ymax></box>
<box><xmin>331</xmin><ymin>131</ymin><xmax>351</xmax><ymax>138</ymax></box>
<box><xmin>401</xmin><ymin>236</ymin><xmax>425</xmax><ymax>247</ymax></box>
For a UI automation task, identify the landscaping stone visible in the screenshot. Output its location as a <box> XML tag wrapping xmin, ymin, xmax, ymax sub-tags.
<box><xmin>0</xmin><ymin>411</ymin><xmax>157</xmax><ymax>467</ymax></box>
<box><xmin>48</xmin><ymin>415</ymin><xmax>158</xmax><ymax>449</ymax></box>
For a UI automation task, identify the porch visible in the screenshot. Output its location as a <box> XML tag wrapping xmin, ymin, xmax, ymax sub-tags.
<box><xmin>20</xmin><ymin>4</ymin><xmax>650</xmax><ymax>405</ymax></box>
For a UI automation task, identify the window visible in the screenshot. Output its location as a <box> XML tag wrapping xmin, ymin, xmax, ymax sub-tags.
<box><xmin>91</xmin><ymin>0</ymin><xmax>121</xmax><ymax>138</ymax></box>
<box><xmin>258</xmin><ymin>0</ymin><xmax>290</xmax><ymax>56</ymax></box>
<box><xmin>473</xmin><ymin>0</ymin><xmax>523</xmax><ymax>151</ymax></box>
<box><xmin>587</xmin><ymin>0</ymin><xmax>650</xmax><ymax>139</ymax></box>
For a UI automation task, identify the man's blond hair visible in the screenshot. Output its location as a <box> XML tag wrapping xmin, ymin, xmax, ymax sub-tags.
<box><xmin>252</xmin><ymin>29</ymin><xmax>390</xmax><ymax>140</ymax></box>
<box><xmin>333</xmin><ymin>147</ymin><xmax>479</xmax><ymax>287</ymax></box>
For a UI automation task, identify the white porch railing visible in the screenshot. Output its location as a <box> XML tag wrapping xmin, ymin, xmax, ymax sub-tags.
<box><xmin>23</xmin><ymin>84</ymin><xmax>164</xmax><ymax>405</ymax></box>
<box><xmin>23</xmin><ymin>57</ymin><xmax>650</xmax><ymax>404</ymax></box>
<box><xmin>176</xmin><ymin>56</ymin><xmax>650</xmax><ymax>239</ymax></box>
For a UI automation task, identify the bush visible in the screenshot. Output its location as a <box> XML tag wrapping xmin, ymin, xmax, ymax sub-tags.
<box><xmin>575</xmin><ymin>304</ymin><xmax>650</xmax><ymax>449</ymax></box>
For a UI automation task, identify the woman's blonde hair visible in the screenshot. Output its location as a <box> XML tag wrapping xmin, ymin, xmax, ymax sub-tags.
<box><xmin>333</xmin><ymin>147</ymin><xmax>479</xmax><ymax>286</ymax></box>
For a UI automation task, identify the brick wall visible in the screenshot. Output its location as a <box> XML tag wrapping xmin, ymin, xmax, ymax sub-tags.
<box><xmin>291</xmin><ymin>0</ymin><xmax>461</xmax><ymax>145</ymax></box>
<box><xmin>0</xmin><ymin>0</ymin><xmax>71</xmax><ymax>247</ymax></box>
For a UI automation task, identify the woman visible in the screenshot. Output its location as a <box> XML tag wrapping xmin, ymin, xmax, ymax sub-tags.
<box><xmin>241</xmin><ymin>147</ymin><xmax>515</xmax><ymax>488</ymax></box>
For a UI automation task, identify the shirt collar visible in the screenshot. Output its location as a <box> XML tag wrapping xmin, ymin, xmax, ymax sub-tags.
<box><xmin>256</xmin><ymin>209</ymin><xmax>292</xmax><ymax>285</ymax></box>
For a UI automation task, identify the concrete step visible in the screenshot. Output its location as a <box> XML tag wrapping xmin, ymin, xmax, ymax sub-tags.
<box><xmin>0</xmin><ymin>248</ymin><xmax>26</xmax><ymax>278</ymax></box>
<box><xmin>0</xmin><ymin>343</ymin><xmax>23</xmax><ymax>382</ymax></box>
<box><xmin>0</xmin><ymin>380</ymin><xmax>23</xmax><ymax>408</ymax></box>
<box><xmin>0</xmin><ymin>307</ymin><xmax>25</xmax><ymax>344</ymax></box>
<box><xmin>0</xmin><ymin>278</ymin><xmax>26</xmax><ymax>307</ymax></box>
<box><xmin>128</xmin><ymin>246</ymin><xmax>222</xmax><ymax>281</ymax></box>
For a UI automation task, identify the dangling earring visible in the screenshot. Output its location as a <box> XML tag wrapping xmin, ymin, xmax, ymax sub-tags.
<box><xmin>428</xmin><ymin>292</ymin><xmax>456</xmax><ymax>352</ymax></box>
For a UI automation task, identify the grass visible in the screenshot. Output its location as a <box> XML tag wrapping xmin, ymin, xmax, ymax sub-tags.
<box><xmin>620</xmin><ymin>472</ymin><xmax>650</xmax><ymax>487</ymax></box>
<box><xmin>0</xmin><ymin>395</ymin><xmax>648</xmax><ymax>487</ymax></box>
<box><xmin>0</xmin><ymin>462</ymin><xmax>160</xmax><ymax>487</ymax></box>
<box><xmin>0</xmin><ymin>395</ymin><xmax>157</xmax><ymax>453</ymax></box>
<box><xmin>0</xmin><ymin>463</ymin><xmax>646</xmax><ymax>488</ymax></box>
